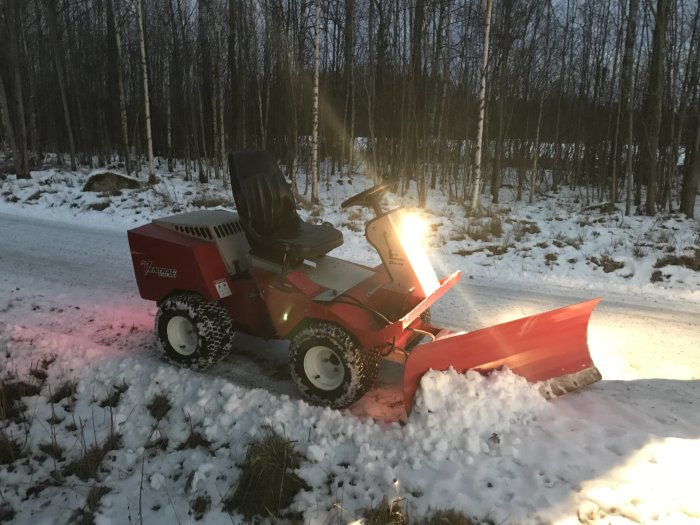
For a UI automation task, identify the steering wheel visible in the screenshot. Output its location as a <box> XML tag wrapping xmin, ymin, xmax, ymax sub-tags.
<box><xmin>340</xmin><ymin>182</ymin><xmax>396</xmax><ymax>214</ymax></box>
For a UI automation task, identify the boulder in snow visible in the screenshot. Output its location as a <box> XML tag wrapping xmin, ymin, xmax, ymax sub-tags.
<box><xmin>83</xmin><ymin>171</ymin><xmax>141</xmax><ymax>192</ymax></box>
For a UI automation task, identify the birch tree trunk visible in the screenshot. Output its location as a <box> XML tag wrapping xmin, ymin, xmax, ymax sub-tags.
<box><xmin>623</xmin><ymin>0</ymin><xmax>639</xmax><ymax>215</ymax></box>
<box><xmin>0</xmin><ymin>3</ymin><xmax>29</xmax><ymax>179</ymax></box>
<box><xmin>108</xmin><ymin>0</ymin><xmax>130</xmax><ymax>175</ymax></box>
<box><xmin>0</xmin><ymin>75</ymin><xmax>21</xmax><ymax>176</ymax></box>
<box><xmin>641</xmin><ymin>0</ymin><xmax>668</xmax><ymax>215</ymax></box>
<box><xmin>136</xmin><ymin>0</ymin><xmax>156</xmax><ymax>184</ymax></box>
<box><xmin>680</xmin><ymin>109</ymin><xmax>700</xmax><ymax>218</ymax></box>
<box><xmin>311</xmin><ymin>0</ymin><xmax>320</xmax><ymax>204</ymax></box>
<box><xmin>42</xmin><ymin>0</ymin><xmax>76</xmax><ymax>171</ymax></box>
<box><xmin>680</xmin><ymin>11</ymin><xmax>700</xmax><ymax>218</ymax></box>
<box><xmin>469</xmin><ymin>0</ymin><xmax>493</xmax><ymax>212</ymax></box>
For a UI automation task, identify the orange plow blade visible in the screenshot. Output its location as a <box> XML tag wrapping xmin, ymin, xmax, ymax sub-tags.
<box><xmin>403</xmin><ymin>298</ymin><xmax>602</xmax><ymax>413</ymax></box>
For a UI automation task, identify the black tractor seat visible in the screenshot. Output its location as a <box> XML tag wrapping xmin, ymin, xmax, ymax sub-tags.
<box><xmin>228</xmin><ymin>150</ymin><xmax>343</xmax><ymax>264</ymax></box>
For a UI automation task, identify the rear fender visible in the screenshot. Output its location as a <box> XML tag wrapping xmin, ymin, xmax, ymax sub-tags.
<box><xmin>128</xmin><ymin>223</ymin><xmax>232</xmax><ymax>303</ymax></box>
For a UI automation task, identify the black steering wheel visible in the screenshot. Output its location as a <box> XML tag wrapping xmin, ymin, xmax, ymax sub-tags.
<box><xmin>340</xmin><ymin>182</ymin><xmax>396</xmax><ymax>215</ymax></box>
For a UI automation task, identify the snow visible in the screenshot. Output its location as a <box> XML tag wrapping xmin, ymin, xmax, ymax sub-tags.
<box><xmin>0</xmin><ymin>162</ymin><xmax>699</xmax><ymax>524</ymax></box>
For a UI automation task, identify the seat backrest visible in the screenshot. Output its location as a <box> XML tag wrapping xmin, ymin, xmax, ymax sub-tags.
<box><xmin>228</xmin><ymin>150</ymin><xmax>298</xmax><ymax>235</ymax></box>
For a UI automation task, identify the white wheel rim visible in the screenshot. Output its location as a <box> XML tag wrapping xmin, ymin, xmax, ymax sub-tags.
<box><xmin>303</xmin><ymin>346</ymin><xmax>345</xmax><ymax>391</ymax></box>
<box><xmin>166</xmin><ymin>316</ymin><xmax>198</xmax><ymax>356</ymax></box>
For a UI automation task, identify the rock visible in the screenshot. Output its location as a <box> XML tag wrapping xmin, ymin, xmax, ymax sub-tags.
<box><xmin>83</xmin><ymin>171</ymin><xmax>140</xmax><ymax>192</ymax></box>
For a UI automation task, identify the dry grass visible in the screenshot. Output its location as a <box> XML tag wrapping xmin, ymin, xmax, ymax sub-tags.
<box><xmin>588</xmin><ymin>254</ymin><xmax>625</xmax><ymax>273</ymax></box>
<box><xmin>454</xmin><ymin>245</ymin><xmax>509</xmax><ymax>257</ymax></box>
<box><xmin>190</xmin><ymin>494</ymin><xmax>212</xmax><ymax>521</ymax></box>
<box><xmin>49</xmin><ymin>380</ymin><xmax>76</xmax><ymax>404</ymax></box>
<box><xmin>0</xmin><ymin>380</ymin><xmax>41</xmax><ymax>421</ymax></box>
<box><xmin>362</xmin><ymin>497</ymin><xmax>407</xmax><ymax>525</ymax></box>
<box><xmin>69</xmin><ymin>485</ymin><xmax>111</xmax><ymax>525</ymax></box>
<box><xmin>512</xmin><ymin>220</ymin><xmax>541</xmax><ymax>241</ymax></box>
<box><xmin>177</xmin><ymin>430</ymin><xmax>211</xmax><ymax>451</ymax></box>
<box><xmin>654</xmin><ymin>249</ymin><xmax>700</xmax><ymax>272</ymax></box>
<box><xmin>544</xmin><ymin>253</ymin><xmax>558</xmax><ymax>266</ymax></box>
<box><xmin>421</xmin><ymin>509</ymin><xmax>475</xmax><ymax>524</ymax></box>
<box><xmin>0</xmin><ymin>504</ymin><xmax>15</xmax><ymax>522</ymax></box>
<box><xmin>632</xmin><ymin>244</ymin><xmax>647</xmax><ymax>259</ymax></box>
<box><xmin>223</xmin><ymin>428</ymin><xmax>308</xmax><ymax>520</ymax></box>
<box><xmin>26</xmin><ymin>478</ymin><xmax>61</xmax><ymax>498</ymax></box>
<box><xmin>62</xmin><ymin>433</ymin><xmax>121</xmax><ymax>481</ymax></box>
<box><xmin>0</xmin><ymin>429</ymin><xmax>24</xmax><ymax>464</ymax></box>
<box><xmin>39</xmin><ymin>442</ymin><xmax>64</xmax><ymax>461</ymax></box>
<box><xmin>99</xmin><ymin>382</ymin><xmax>128</xmax><ymax>408</ymax></box>
<box><xmin>147</xmin><ymin>394</ymin><xmax>171</xmax><ymax>420</ymax></box>
<box><xmin>468</xmin><ymin>218</ymin><xmax>503</xmax><ymax>242</ymax></box>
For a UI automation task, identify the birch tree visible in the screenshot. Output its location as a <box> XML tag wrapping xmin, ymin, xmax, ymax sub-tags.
<box><xmin>107</xmin><ymin>0</ymin><xmax>130</xmax><ymax>174</ymax></box>
<box><xmin>622</xmin><ymin>0</ymin><xmax>639</xmax><ymax>215</ymax></box>
<box><xmin>0</xmin><ymin>2</ymin><xmax>30</xmax><ymax>179</ymax></box>
<box><xmin>42</xmin><ymin>0</ymin><xmax>77</xmax><ymax>170</ymax></box>
<box><xmin>469</xmin><ymin>0</ymin><xmax>493</xmax><ymax>212</ymax></box>
<box><xmin>640</xmin><ymin>0</ymin><xmax>669</xmax><ymax>215</ymax></box>
<box><xmin>311</xmin><ymin>0</ymin><xmax>320</xmax><ymax>204</ymax></box>
<box><xmin>135</xmin><ymin>0</ymin><xmax>156</xmax><ymax>184</ymax></box>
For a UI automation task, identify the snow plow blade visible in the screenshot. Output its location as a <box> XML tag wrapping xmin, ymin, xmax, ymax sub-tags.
<box><xmin>403</xmin><ymin>298</ymin><xmax>602</xmax><ymax>413</ymax></box>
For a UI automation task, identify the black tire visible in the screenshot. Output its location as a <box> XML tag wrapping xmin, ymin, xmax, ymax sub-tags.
<box><xmin>155</xmin><ymin>293</ymin><xmax>236</xmax><ymax>371</ymax></box>
<box><xmin>289</xmin><ymin>321</ymin><xmax>380</xmax><ymax>408</ymax></box>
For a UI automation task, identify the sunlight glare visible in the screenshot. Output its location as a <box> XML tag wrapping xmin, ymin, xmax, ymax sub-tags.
<box><xmin>397</xmin><ymin>212</ymin><xmax>439</xmax><ymax>297</ymax></box>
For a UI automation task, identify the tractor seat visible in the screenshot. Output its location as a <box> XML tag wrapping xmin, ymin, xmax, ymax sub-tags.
<box><xmin>228</xmin><ymin>150</ymin><xmax>343</xmax><ymax>264</ymax></box>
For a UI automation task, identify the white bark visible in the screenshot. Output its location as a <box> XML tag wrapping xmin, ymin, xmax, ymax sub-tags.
<box><xmin>469</xmin><ymin>0</ymin><xmax>493</xmax><ymax>211</ymax></box>
<box><xmin>109</xmin><ymin>0</ymin><xmax>130</xmax><ymax>174</ymax></box>
<box><xmin>311</xmin><ymin>0</ymin><xmax>320</xmax><ymax>203</ymax></box>
<box><xmin>136</xmin><ymin>0</ymin><xmax>155</xmax><ymax>184</ymax></box>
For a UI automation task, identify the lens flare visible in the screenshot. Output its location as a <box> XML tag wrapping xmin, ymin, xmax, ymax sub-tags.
<box><xmin>397</xmin><ymin>212</ymin><xmax>439</xmax><ymax>297</ymax></box>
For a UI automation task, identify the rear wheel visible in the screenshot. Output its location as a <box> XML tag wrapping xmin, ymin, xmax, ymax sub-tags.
<box><xmin>155</xmin><ymin>293</ymin><xmax>235</xmax><ymax>371</ymax></box>
<box><xmin>289</xmin><ymin>321</ymin><xmax>380</xmax><ymax>408</ymax></box>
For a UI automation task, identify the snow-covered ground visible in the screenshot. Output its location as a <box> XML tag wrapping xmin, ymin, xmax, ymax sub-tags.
<box><xmin>0</xmin><ymin>163</ymin><xmax>699</xmax><ymax>524</ymax></box>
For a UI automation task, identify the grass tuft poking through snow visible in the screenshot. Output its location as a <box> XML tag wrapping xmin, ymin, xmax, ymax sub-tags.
<box><xmin>0</xmin><ymin>428</ymin><xmax>24</xmax><ymax>464</ymax></box>
<box><xmin>69</xmin><ymin>485</ymin><xmax>111</xmax><ymax>525</ymax></box>
<box><xmin>189</xmin><ymin>493</ymin><xmax>212</xmax><ymax>521</ymax></box>
<box><xmin>62</xmin><ymin>432</ymin><xmax>122</xmax><ymax>481</ymax></box>
<box><xmin>421</xmin><ymin>508</ymin><xmax>477</xmax><ymax>525</ymax></box>
<box><xmin>147</xmin><ymin>393</ymin><xmax>171</xmax><ymax>420</ymax></box>
<box><xmin>48</xmin><ymin>379</ymin><xmax>76</xmax><ymax>404</ymax></box>
<box><xmin>0</xmin><ymin>380</ymin><xmax>41</xmax><ymax>421</ymax></box>
<box><xmin>362</xmin><ymin>496</ymin><xmax>407</xmax><ymax>524</ymax></box>
<box><xmin>223</xmin><ymin>427</ymin><xmax>308</xmax><ymax>520</ymax></box>
<box><xmin>99</xmin><ymin>381</ymin><xmax>128</xmax><ymax>408</ymax></box>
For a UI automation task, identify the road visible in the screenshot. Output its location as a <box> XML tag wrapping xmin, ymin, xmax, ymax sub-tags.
<box><xmin>1</xmin><ymin>210</ymin><xmax>698</xmax><ymax>421</ymax></box>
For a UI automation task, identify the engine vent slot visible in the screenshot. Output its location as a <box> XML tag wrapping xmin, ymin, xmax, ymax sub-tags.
<box><xmin>174</xmin><ymin>224</ymin><xmax>213</xmax><ymax>240</ymax></box>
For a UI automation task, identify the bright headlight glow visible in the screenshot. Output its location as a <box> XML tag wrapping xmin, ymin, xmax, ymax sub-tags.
<box><xmin>399</xmin><ymin>213</ymin><xmax>428</xmax><ymax>239</ymax></box>
<box><xmin>397</xmin><ymin>212</ymin><xmax>439</xmax><ymax>297</ymax></box>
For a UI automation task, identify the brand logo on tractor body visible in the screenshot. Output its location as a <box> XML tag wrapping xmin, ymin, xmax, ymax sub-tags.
<box><xmin>141</xmin><ymin>260</ymin><xmax>178</xmax><ymax>279</ymax></box>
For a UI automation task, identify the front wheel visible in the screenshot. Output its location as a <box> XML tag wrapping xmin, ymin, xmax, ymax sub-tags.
<box><xmin>289</xmin><ymin>321</ymin><xmax>380</xmax><ymax>408</ymax></box>
<box><xmin>155</xmin><ymin>293</ymin><xmax>236</xmax><ymax>371</ymax></box>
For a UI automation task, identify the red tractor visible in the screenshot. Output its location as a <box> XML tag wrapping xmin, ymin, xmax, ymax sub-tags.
<box><xmin>128</xmin><ymin>150</ymin><xmax>601</xmax><ymax>412</ymax></box>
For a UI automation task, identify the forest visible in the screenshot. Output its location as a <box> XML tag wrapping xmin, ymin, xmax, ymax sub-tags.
<box><xmin>0</xmin><ymin>0</ymin><xmax>699</xmax><ymax>217</ymax></box>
